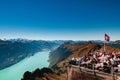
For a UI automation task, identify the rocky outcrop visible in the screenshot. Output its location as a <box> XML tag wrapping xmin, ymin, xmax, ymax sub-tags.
<box><xmin>21</xmin><ymin>68</ymin><xmax>66</xmax><ymax>80</ymax></box>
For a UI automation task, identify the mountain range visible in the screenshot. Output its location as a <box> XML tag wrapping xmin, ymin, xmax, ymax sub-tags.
<box><xmin>0</xmin><ymin>39</ymin><xmax>120</xmax><ymax>70</ymax></box>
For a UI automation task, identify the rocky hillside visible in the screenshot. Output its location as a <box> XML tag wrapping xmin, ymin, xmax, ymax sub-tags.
<box><xmin>21</xmin><ymin>68</ymin><xmax>66</xmax><ymax>80</ymax></box>
<box><xmin>49</xmin><ymin>42</ymin><xmax>120</xmax><ymax>68</ymax></box>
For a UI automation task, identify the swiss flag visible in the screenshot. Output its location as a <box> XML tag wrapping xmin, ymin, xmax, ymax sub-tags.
<box><xmin>104</xmin><ymin>34</ymin><xmax>110</xmax><ymax>41</ymax></box>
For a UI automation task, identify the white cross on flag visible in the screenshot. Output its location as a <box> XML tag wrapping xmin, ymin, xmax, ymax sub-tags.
<box><xmin>104</xmin><ymin>34</ymin><xmax>110</xmax><ymax>41</ymax></box>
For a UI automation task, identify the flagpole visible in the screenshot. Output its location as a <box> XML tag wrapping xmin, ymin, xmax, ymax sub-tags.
<box><xmin>104</xmin><ymin>33</ymin><xmax>105</xmax><ymax>52</ymax></box>
<box><xmin>104</xmin><ymin>40</ymin><xmax>106</xmax><ymax>52</ymax></box>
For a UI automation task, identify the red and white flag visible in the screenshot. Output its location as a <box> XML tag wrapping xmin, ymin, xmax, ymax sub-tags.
<box><xmin>104</xmin><ymin>34</ymin><xmax>110</xmax><ymax>41</ymax></box>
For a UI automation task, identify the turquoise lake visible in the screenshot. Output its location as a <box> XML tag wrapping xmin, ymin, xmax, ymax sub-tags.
<box><xmin>0</xmin><ymin>51</ymin><xmax>50</xmax><ymax>80</ymax></box>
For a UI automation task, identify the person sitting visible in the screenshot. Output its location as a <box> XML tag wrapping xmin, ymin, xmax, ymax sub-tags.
<box><xmin>69</xmin><ymin>58</ymin><xmax>77</xmax><ymax>65</ymax></box>
<box><xmin>103</xmin><ymin>62</ymin><xmax>111</xmax><ymax>73</ymax></box>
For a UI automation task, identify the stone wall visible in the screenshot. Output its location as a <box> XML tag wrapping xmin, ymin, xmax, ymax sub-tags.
<box><xmin>67</xmin><ymin>65</ymin><xmax>113</xmax><ymax>80</ymax></box>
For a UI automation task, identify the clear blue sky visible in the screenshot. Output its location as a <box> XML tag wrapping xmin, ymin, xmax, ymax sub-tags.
<box><xmin>0</xmin><ymin>0</ymin><xmax>120</xmax><ymax>40</ymax></box>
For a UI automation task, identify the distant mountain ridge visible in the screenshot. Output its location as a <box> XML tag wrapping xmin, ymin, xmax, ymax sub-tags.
<box><xmin>0</xmin><ymin>39</ymin><xmax>62</xmax><ymax>70</ymax></box>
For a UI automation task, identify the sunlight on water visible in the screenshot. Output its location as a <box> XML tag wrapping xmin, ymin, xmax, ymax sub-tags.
<box><xmin>0</xmin><ymin>51</ymin><xmax>50</xmax><ymax>80</ymax></box>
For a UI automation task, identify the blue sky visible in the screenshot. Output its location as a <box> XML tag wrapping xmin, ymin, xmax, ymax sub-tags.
<box><xmin>0</xmin><ymin>0</ymin><xmax>120</xmax><ymax>40</ymax></box>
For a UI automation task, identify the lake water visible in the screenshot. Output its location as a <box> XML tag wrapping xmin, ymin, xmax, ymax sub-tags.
<box><xmin>0</xmin><ymin>51</ymin><xmax>50</xmax><ymax>80</ymax></box>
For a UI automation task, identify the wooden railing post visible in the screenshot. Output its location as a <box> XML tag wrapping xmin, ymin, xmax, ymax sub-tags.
<box><xmin>111</xmin><ymin>66</ymin><xmax>115</xmax><ymax>80</ymax></box>
<box><xmin>93</xmin><ymin>63</ymin><xmax>96</xmax><ymax>76</ymax></box>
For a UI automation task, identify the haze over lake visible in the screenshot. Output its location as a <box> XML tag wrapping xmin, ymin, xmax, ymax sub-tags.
<box><xmin>0</xmin><ymin>51</ymin><xmax>50</xmax><ymax>80</ymax></box>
